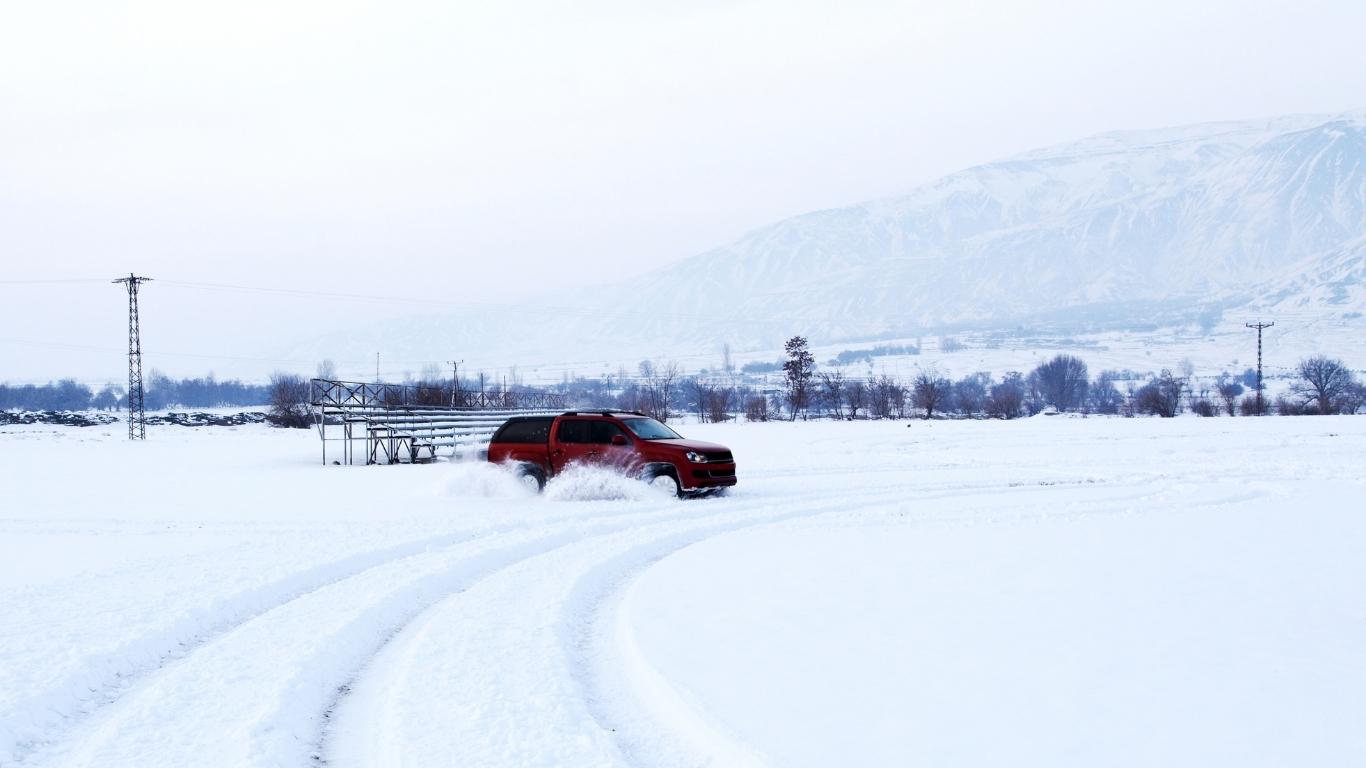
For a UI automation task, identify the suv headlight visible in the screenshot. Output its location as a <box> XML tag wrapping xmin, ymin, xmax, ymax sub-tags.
<box><xmin>685</xmin><ymin>451</ymin><xmax>706</xmax><ymax>463</ymax></box>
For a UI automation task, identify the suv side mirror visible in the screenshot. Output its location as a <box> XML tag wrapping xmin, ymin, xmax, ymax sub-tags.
<box><xmin>611</xmin><ymin>434</ymin><xmax>629</xmax><ymax>446</ymax></box>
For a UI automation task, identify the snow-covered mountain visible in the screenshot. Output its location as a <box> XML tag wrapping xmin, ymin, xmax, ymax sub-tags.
<box><xmin>297</xmin><ymin>110</ymin><xmax>1366</xmax><ymax>371</ymax></box>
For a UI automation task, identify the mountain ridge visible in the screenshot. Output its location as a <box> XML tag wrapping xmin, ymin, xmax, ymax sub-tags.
<box><xmin>293</xmin><ymin>110</ymin><xmax>1366</xmax><ymax>371</ymax></box>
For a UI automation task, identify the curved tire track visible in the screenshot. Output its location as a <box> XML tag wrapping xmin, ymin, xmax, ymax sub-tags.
<box><xmin>22</xmin><ymin>495</ymin><xmax>756</xmax><ymax>768</ymax></box>
<box><xmin>319</xmin><ymin>483</ymin><xmax>920</xmax><ymax>768</ymax></box>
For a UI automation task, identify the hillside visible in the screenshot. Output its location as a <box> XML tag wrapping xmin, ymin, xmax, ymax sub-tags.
<box><xmin>294</xmin><ymin>111</ymin><xmax>1366</xmax><ymax>373</ymax></box>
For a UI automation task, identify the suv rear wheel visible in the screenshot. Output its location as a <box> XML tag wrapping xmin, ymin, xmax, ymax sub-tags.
<box><xmin>515</xmin><ymin>464</ymin><xmax>546</xmax><ymax>493</ymax></box>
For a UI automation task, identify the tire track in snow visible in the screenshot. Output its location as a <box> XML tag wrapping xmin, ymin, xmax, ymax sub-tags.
<box><xmin>6</xmin><ymin>462</ymin><xmax>694</xmax><ymax>766</ymax></box>
<box><xmin>562</xmin><ymin>478</ymin><xmax>1270</xmax><ymax>767</ymax></box>
<box><xmin>26</xmin><ymin>527</ymin><xmax>575</xmax><ymax>768</ymax></box>
<box><xmin>310</xmin><ymin>487</ymin><xmax>827</xmax><ymax>763</ymax></box>
<box><xmin>318</xmin><ymin>482</ymin><xmax>925</xmax><ymax>768</ymax></box>
<box><xmin>24</xmin><ymin>470</ymin><xmax>1196</xmax><ymax>759</ymax></box>
<box><xmin>20</xmin><ymin>496</ymin><xmax>744</xmax><ymax>768</ymax></box>
<box><xmin>3</xmin><ymin>525</ymin><xmax>493</xmax><ymax>765</ymax></box>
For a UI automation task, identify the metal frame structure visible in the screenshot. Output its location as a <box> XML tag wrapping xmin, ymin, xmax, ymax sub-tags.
<box><xmin>113</xmin><ymin>274</ymin><xmax>152</xmax><ymax>440</ymax></box>
<box><xmin>1246</xmin><ymin>320</ymin><xmax>1274</xmax><ymax>415</ymax></box>
<box><xmin>311</xmin><ymin>378</ymin><xmax>567</xmax><ymax>465</ymax></box>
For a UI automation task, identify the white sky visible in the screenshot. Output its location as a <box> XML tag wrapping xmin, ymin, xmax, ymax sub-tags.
<box><xmin>3</xmin><ymin>0</ymin><xmax>1365</xmax><ymax>381</ymax></box>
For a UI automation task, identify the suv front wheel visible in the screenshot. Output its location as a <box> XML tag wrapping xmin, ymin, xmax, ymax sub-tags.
<box><xmin>644</xmin><ymin>467</ymin><xmax>681</xmax><ymax>498</ymax></box>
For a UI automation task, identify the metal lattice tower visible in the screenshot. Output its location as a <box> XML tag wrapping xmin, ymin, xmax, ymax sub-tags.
<box><xmin>1245</xmin><ymin>320</ymin><xmax>1274</xmax><ymax>415</ymax></box>
<box><xmin>113</xmin><ymin>274</ymin><xmax>152</xmax><ymax>439</ymax></box>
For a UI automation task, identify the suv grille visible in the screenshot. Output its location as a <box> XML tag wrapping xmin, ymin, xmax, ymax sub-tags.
<box><xmin>704</xmin><ymin>451</ymin><xmax>733</xmax><ymax>463</ymax></box>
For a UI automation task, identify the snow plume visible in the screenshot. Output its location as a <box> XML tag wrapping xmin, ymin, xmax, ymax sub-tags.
<box><xmin>439</xmin><ymin>461</ymin><xmax>537</xmax><ymax>499</ymax></box>
<box><xmin>543</xmin><ymin>464</ymin><xmax>662</xmax><ymax>503</ymax></box>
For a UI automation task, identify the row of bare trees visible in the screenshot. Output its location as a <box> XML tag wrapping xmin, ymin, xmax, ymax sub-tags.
<box><xmin>763</xmin><ymin>348</ymin><xmax>1366</xmax><ymax>420</ymax></box>
<box><xmin>277</xmin><ymin>350</ymin><xmax>1361</xmax><ymax>426</ymax></box>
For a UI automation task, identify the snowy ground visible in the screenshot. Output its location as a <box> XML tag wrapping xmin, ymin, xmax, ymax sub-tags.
<box><xmin>1</xmin><ymin>416</ymin><xmax>1363</xmax><ymax>767</ymax></box>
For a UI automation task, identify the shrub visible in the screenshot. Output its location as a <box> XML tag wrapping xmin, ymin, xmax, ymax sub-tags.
<box><xmin>1239</xmin><ymin>394</ymin><xmax>1269</xmax><ymax>416</ymax></box>
<box><xmin>1275</xmin><ymin>397</ymin><xmax>1306</xmax><ymax>416</ymax></box>
<box><xmin>1134</xmin><ymin>370</ymin><xmax>1183</xmax><ymax>417</ymax></box>
<box><xmin>744</xmin><ymin>395</ymin><xmax>771</xmax><ymax>422</ymax></box>
<box><xmin>267</xmin><ymin>373</ymin><xmax>312</xmax><ymax>428</ymax></box>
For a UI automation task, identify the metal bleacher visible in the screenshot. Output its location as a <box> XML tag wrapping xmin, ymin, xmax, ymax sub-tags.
<box><xmin>311</xmin><ymin>379</ymin><xmax>565</xmax><ymax>465</ymax></box>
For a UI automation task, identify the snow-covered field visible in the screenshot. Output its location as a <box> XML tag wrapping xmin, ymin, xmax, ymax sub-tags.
<box><xmin>2</xmin><ymin>416</ymin><xmax>1363</xmax><ymax>767</ymax></box>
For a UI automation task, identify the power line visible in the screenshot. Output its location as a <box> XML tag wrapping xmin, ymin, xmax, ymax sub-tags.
<box><xmin>0</xmin><ymin>337</ymin><xmax>383</xmax><ymax>367</ymax></box>
<box><xmin>153</xmin><ymin>279</ymin><xmax>747</xmax><ymax>324</ymax></box>
<box><xmin>0</xmin><ymin>278</ymin><xmax>110</xmax><ymax>285</ymax></box>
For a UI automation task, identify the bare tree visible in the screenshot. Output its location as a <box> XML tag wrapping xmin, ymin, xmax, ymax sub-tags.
<box><xmin>413</xmin><ymin>362</ymin><xmax>448</xmax><ymax>406</ymax></box>
<box><xmin>985</xmin><ymin>372</ymin><xmax>1026</xmax><ymax>419</ymax></box>
<box><xmin>635</xmin><ymin>360</ymin><xmax>680</xmax><ymax>422</ymax></box>
<box><xmin>689</xmin><ymin>377</ymin><xmax>712</xmax><ymax>422</ymax></box>
<box><xmin>706</xmin><ymin>387</ymin><xmax>732</xmax><ymax>423</ymax></box>
<box><xmin>315</xmin><ymin>359</ymin><xmax>337</xmax><ymax>381</ymax></box>
<box><xmin>819</xmin><ymin>371</ymin><xmax>846</xmax><ymax>419</ymax></box>
<box><xmin>637</xmin><ymin>359</ymin><xmax>656</xmax><ymax>415</ymax></box>
<box><xmin>1293</xmin><ymin>356</ymin><xmax>1356</xmax><ymax>415</ymax></box>
<box><xmin>782</xmin><ymin>336</ymin><xmax>816</xmax><ymax>420</ymax></box>
<box><xmin>744</xmin><ymin>394</ymin><xmax>770</xmax><ymax>422</ymax></box>
<box><xmin>910</xmin><ymin>370</ymin><xmax>951</xmax><ymax>419</ymax></box>
<box><xmin>92</xmin><ymin>384</ymin><xmax>123</xmax><ymax>411</ymax></box>
<box><xmin>1089</xmin><ymin>371</ymin><xmax>1125</xmax><ymax>415</ymax></box>
<box><xmin>892</xmin><ymin>381</ymin><xmax>909</xmax><ymax>418</ymax></box>
<box><xmin>869</xmin><ymin>375</ymin><xmax>895</xmax><ymax>418</ymax></box>
<box><xmin>952</xmin><ymin>373</ymin><xmax>990</xmax><ymax>416</ymax></box>
<box><xmin>1342</xmin><ymin>382</ymin><xmax>1366</xmax><ymax>415</ymax></box>
<box><xmin>845</xmin><ymin>379</ymin><xmax>867</xmax><ymax>419</ymax></box>
<box><xmin>267</xmin><ymin>372</ymin><xmax>312</xmax><ymax>428</ymax></box>
<box><xmin>656</xmin><ymin>362</ymin><xmax>680</xmax><ymax>422</ymax></box>
<box><xmin>1030</xmin><ymin>354</ymin><xmax>1090</xmax><ymax>412</ymax></box>
<box><xmin>1216</xmin><ymin>375</ymin><xmax>1244</xmax><ymax>416</ymax></box>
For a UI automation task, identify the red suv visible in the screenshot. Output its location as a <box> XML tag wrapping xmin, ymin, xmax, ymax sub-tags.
<box><xmin>486</xmin><ymin>411</ymin><xmax>737</xmax><ymax>497</ymax></box>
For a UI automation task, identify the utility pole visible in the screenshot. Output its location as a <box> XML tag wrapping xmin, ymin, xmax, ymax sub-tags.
<box><xmin>375</xmin><ymin>352</ymin><xmax>380</xmax><ymax>384</ymax></box>
<box><xmin>448</xmin><ymin>359</ymin><xmax>462</xmax><ymax>407</ymax></box>
<box><xmin>1245</xmin><ymin>321</ymin><xmax>1274</xmax><ymax>415</ymax></box>
<box><xmin>112</xmin><ymin>274</ymin><xmax>152</xmax><ymax>440</ymax></box>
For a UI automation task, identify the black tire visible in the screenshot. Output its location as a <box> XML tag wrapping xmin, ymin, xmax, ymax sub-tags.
<box><xmin>515</xmin><ymin>464</ymin><xmax>547</xmax><ymax>493</ymax></box>
<box><xmin>644</xmin><ymin>467</ymin><xmax>682</xmax><ymax>498</ymax></box>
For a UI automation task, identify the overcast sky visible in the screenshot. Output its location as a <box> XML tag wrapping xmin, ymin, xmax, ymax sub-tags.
<box><xmin>3</xmin><ymin>0</ymin><xmax>1365</xmax><ymax>381</ymax></box>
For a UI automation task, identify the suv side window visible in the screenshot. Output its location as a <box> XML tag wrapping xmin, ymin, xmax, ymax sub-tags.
<box><xmin>590</xmin><ymin>420</ymin><xmax>628</xmax><ymax>445</ymax></box>
<box><xmin>494</xmin><ymin>418</ymin><xmax>552</xmax><ymax>443</ymax></box>
<box><xmin>558</xmin><ymin>419</ymin><xmax>591</xmax><ymax>444</ymax></box>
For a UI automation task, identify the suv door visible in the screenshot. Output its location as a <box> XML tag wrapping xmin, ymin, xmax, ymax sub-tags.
<box><xmin>589</xmin><ymin>419</ymin><xmax>637</xmax><ymax>471</ymax></box>
<box><xmin>552</xmin><ymin>418</ymin><xmax>595</xmax><ymax>471</ymax></box>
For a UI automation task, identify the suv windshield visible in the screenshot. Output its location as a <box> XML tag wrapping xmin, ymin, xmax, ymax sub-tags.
<box><xmin>621</xmin><ymin>417</ymin><xmax>681</xmax><ymax>440</ymax></box>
